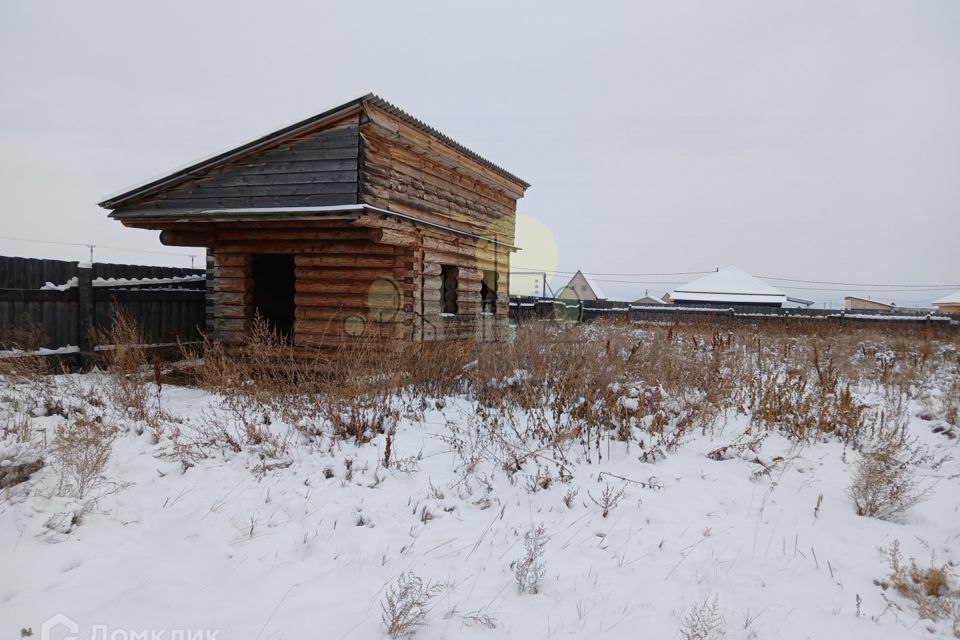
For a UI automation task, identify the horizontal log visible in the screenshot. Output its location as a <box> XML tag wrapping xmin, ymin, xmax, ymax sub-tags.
<box><xmin>422</xmin><ymin>250</ymin><xmax>502</xmax><ymax>271</ymax></box>
<box><xmin>295</xmin><ymin>307</ymin><xmax>354</xmax><ymax>321</ymax></box>
<box><xmin>294</xmin><ymin>255</ymin><xmax>397</xmax><ymax>268</ymax></box>
<box><xmin>212</xmin><ymin>318</ymin><xmax>247</xmax><ymax>332</ymax></box>
<box><xmin>215</xmin><ymin>277</ymin><xmax>248</xmax><ymax>294</ymax></box>
<box><xmin>213</xmin><ymin>219</ymin><xmax>363</xmax><ymax>231</ymax></box>
<box><xmin>292</xmin><ymin>307</ymin><xmax>413</xmax><ymax>323</ymax></box>
<box><xmin>217</xmin><ymin>228</ymin><xmax>376</xmax><ymax>242</ymax></box>
<box><xmin>210</xmin><ymin>305</ymin><xmax>247</xmax><ymax>320</ymax></box>
<box><xmin>293</xmin><ymin>294</ymin><xmax>377</xmax><ymax>309</ymax></box>
<box><xmin>210</xmin><ymin>291</ymin><xmax>250</xmax><ymax>306</ymax></box>
<box><xmin>160</xmin><ymin>230</ymin><xmax>215</xmax><ymax>247</ymax></box>
<box><xmin>296</xmin><ymin>281</ymin><xmax>384</xmax><ymax>295</ymax></box>
<box><xmin>212</xmin><ymin>254</ymin><xmax>250</xmax><ymax>267</ymax></box>
<box><xmin>213</xmin><ymin>266</ymin><xmax>247</xmax><ymax>280</ymax></box>
<box><xmin>295</xmin><ymin>267</ymin><xmax>414</xmax><ymax>282</ymax></box>
<box><xmin>376</xmin><ymin>228</ymin><xmax>415</xmax><ymax>246</ymax></box>
<box><xmin>214</xmin><ymin>241</ymin><xmax>395</xmax><ymax>255</ymax></box>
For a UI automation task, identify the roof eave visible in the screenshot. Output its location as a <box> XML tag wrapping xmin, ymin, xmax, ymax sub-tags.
<box><xmin>111</xmin><ymin>204</ymin><xmax>520</xmax><ymax>249</ymax></box>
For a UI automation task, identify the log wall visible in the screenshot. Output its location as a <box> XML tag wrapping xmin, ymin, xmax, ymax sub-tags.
<box><xmin>207</xmin><ymin>223</ymin><xmax>420</xmax><ymax>348</ymax></box>
<box><xmin>360</xmin><ymin>104</ymin><xmax>520</xmax><ymax>239</ymax></box>
<box><xmin>358</xmin><ymin>103</ymin><xmax>519</xmax><ymax>341</ymax></box>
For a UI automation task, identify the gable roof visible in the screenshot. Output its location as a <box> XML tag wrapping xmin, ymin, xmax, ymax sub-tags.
<box><xmin>579</xmin><ymin>272</ymin><xmax>607</xmax><ymax>300</ymax></box>
<box><xmin>559</xmin><ymin>270</ymin><xmax>607</xmax><ymax>300</ymax></box>
<box><xmin>933</xmin><ymin>291</ymin><xmax>960</xmax><ymax>305</ymax></box>
<box><xmin>669</xmin><ymin>266</ymin><xmax>787</xmax><ymax>305</ymax></box>
<box><xmin>98</xmin><ymin>93</ymin><xmax>529</xmax><ymax>210</ymax></box>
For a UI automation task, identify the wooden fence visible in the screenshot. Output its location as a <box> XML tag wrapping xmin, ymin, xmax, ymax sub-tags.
<box><xmin>0</xmin><ymin>255</ymin><xmax>206</xmax><ymax>357</ymax></box>
<box><xmin>509</xmin><ymin>296</ymin><xmax>960</xmax><ymax>329</ymax></box>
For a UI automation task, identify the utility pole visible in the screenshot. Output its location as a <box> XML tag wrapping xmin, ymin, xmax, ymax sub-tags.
<box><xmin>542</xmin><ymin>273</ymin><xmax>547</xmax><ymax>300</ymax></box>
<box><xmin>86</xmin><ymin>244</ymin><xmax>95</xmax><ymax>263</ymax></box>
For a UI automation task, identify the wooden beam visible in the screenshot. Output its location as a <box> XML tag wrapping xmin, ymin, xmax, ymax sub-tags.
<box><xmin>160</xmin><ymin>230</ymin><xmax>215</xmax><ymax>247</ymax></box>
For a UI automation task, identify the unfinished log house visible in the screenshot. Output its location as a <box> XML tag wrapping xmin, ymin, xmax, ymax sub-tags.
<box><xmin>99</xmin><ymin>94</ymin><xmax>529</xmax><ymax>349</ymax></box>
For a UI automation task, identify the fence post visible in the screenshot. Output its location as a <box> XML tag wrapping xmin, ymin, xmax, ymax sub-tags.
<box><xmin>77</xmin><ymin>264</ymin><xmax>94</xmax><ymax>362</ymax></box>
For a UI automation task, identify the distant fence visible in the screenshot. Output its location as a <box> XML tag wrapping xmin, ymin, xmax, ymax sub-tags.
<box><xmin>509</xmin><ymin>296</ymin><xmax>960</xmax><ymax>329</ymax></box>
<box><xmin>0</xmin><ymin>255</ymin><xmax>206</xmax><ymax>357</ymax></box>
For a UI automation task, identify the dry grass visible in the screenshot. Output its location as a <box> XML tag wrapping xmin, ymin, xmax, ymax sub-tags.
<box><xmin>175</xmin><ymin>318</ymin><xmax>958</xmax><ymax>461</ymax></box>
<box><xmin>878</xmin><ymin>541</ymin><xmax>960</xmax><ymax>625</ymax></box>
<box><xmin>97</xmin><ymin>304</ymin><xmax>150</xmax><ymax>419</ymax></box>
<box><xmin>53</xmin><ymin>415</ymin><xmax>114</xmax><ymax>499</ymax></box>
<box><xmin>5</xmin><ymin>312</ymin><xmax>956</xmax><ymax>500</ymax></box>
<box><xmin>848</xmin><ymin>418</ymin><xmax>930</xmax><ymax>520</ymax></box>
<box><xmin>513</xmin><ymin>524</ymin><xmax>548</xmax><ymax>594</ymax></box>
<box><xmin>381</xmin><ymin>572</ymin><xmax>441</xmax><ymax>639</ymax></box>
<box><xmin>679</xmin><ymin>594</ymin><xmax>725</xmax><ymax>640</ymax></box>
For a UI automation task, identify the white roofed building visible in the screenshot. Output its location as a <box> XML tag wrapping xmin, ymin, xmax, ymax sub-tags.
<box><xmin>933</xmin><ymin>291</ymin><xmax>960</xmax><ymax>315</ymax></box>
<box><xmin>844</xmin><ymin>296</ymin><xmax>895</xmax><ymax>312</ymax></box>
<box><xmin>666</xmin><ymin>267</ymin><xmax>810</xmax><ymax>308</ymax></box>
<box><xmin>633</xmin><ymin>294</ymin><xmax>666</xmax><ymax>305</ymax></box>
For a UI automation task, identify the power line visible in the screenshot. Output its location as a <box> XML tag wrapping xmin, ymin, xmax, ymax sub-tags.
<box><xmin>512</xmin><ymin>265</ymin><xmax>959</xmax><ymax>292</ymax></box>
<box><xmin>775</xmin><ymin>284</ymin><xmax>955</xmax><ymax>293</ymax></box>
<box><xmin>760</xmin><ymin>274</ymin><xmax>960</xmax><ymax>288</ymax></box>
<box><xmin>0</xmin><ymin>234</ymin><xmax>199</xmax><ymax>264</ymax></box>
<box><xmin>511</xmin><ymin>268</ymin><xmax>711</xmax><ymax>277</ymax></box>
<box><xmin>512</xmin><ymin>272</ymin><xmax>684</xmax><ymax>286</ymax></box>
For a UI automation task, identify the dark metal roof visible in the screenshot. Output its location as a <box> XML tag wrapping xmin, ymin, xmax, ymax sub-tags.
<box><xmin>98</xmin><ymin>93</ymin><xmax>529</xmax><ymax>209</ymax></box>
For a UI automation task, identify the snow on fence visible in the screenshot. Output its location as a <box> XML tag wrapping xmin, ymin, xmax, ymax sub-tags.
<box><xmin>509</xmin><ymin>296</ymin><xmax>959</xmax><ymax>328</ymax></box>
<box><xmin>0</xmin><ymin>255</ymin><xmax>206</xmax><ymax>358</ymax></box>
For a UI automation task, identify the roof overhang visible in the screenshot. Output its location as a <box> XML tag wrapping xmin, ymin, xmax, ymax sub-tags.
<box><xmin>112</xmin><ymin>204</ymin><xmax>519</xmax><ymax>250</ymax></box>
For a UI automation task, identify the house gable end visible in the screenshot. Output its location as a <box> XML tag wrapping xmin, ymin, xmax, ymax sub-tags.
<box><xmin>109</xmin><ymin>116</ymin><xmax>361</xmax><ymax>218</ymax></box>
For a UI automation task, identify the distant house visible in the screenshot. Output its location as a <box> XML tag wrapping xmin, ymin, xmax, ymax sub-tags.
<box><xmin>667</xmin><ymin>266</ymin><xmax>811</xmax><ymax>308</ymax></box>
<box><xmin>557</xmin><ymin>270</ymin><xmax>606</xmax><ymax>302</ymax></box>
<box><xmin>933</xmin><ymin>291</ymin><xmax>960</xmax><ymax>315</ymax></box>
<box><xmin>633</xmin><ymin>294</ymin><xmax>666</xmax><ymax>305</ymax></box>
<box><xmin>844</xmin><ymin>296</ymin><xmax>895</xmax><ymax>312</ymax></box>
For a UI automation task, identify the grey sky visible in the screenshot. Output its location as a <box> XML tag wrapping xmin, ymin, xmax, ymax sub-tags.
<box><xmin>1</xmin><ymin>0</ymin><xmax>957</xmax><ymax>306</ymax></box>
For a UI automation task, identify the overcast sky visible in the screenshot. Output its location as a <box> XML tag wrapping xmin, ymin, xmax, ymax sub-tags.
<box><xmin>1</xmin><ymin>0</ymin><xmax>957</xmax><ymax>306</ymax></box>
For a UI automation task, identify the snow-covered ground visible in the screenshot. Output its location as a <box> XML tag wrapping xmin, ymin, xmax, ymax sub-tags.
<box><xmin>2</xmin><ymin>342</ymin><xmax>959</xmax><ymax>639</ymax></box>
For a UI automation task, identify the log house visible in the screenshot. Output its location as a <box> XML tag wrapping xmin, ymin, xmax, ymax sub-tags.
<box><xmin>99</xmin><ymin>94</ymin><xmax>529</xmax><ymax>349</ymax></box>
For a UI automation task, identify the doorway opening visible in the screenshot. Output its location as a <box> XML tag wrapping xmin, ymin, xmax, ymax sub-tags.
<box><xmin>251</xmin><ymin>254</ymin><xmax>295</xmax><ymax>342</ymax></box>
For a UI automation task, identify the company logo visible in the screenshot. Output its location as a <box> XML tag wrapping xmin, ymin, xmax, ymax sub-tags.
<box><xmin>37</xmin><ymin>615</ymin><xmax>220</xmax><ymax>640</ymax></box>
<box><xmin>41</xmin><ymin>613</ymin><xmax>79</xmax><ymax>640</ymax></box>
